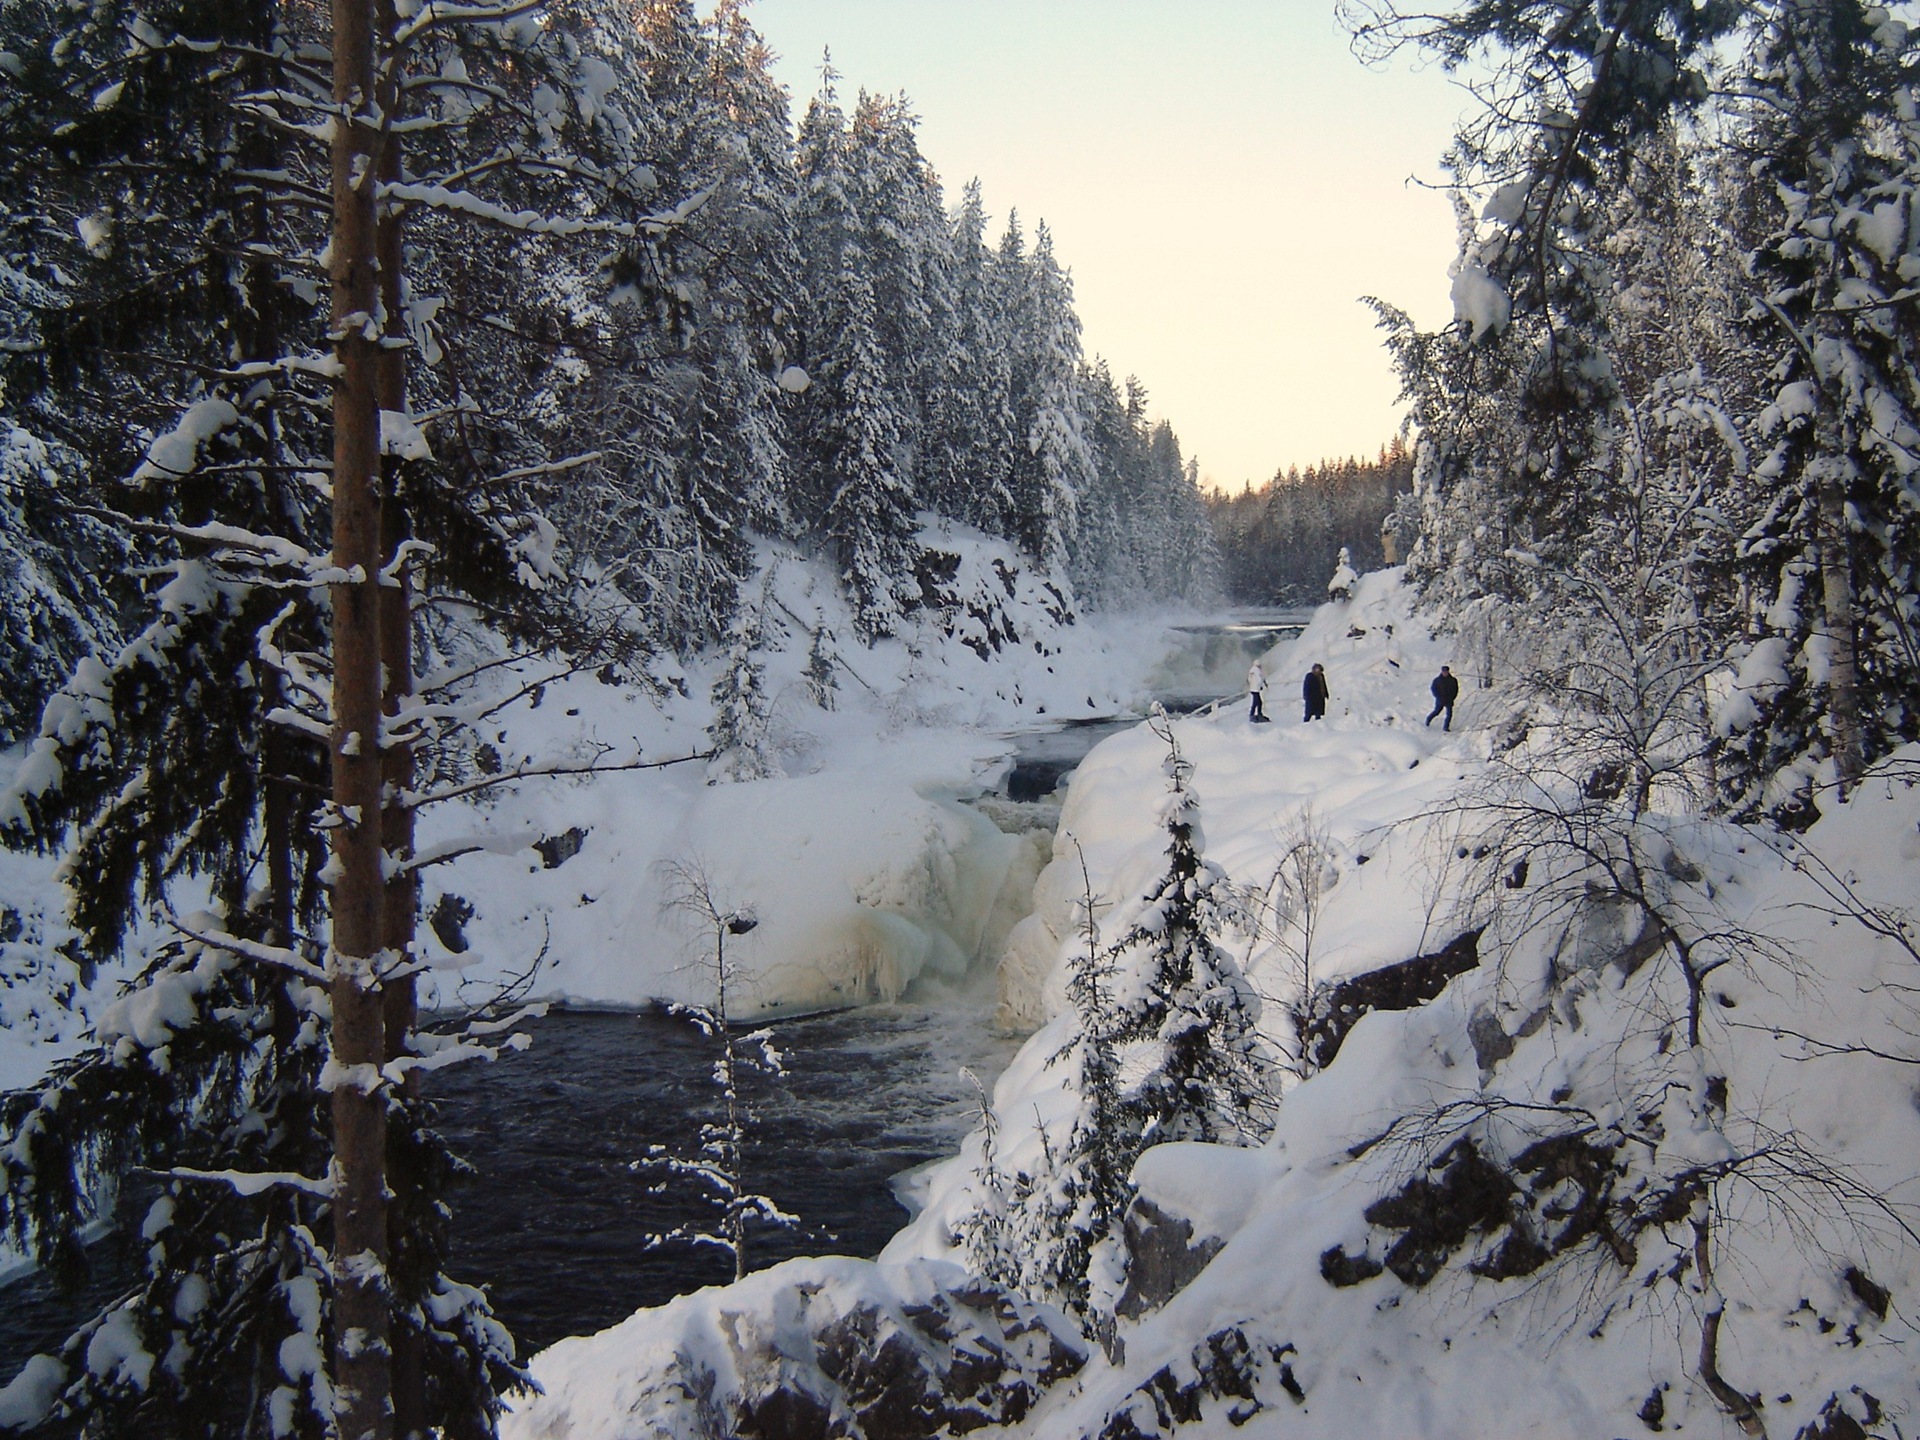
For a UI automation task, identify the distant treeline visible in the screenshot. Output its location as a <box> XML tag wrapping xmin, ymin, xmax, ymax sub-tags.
<box><xmin>1206</xmin><ymin>439</ymin><xmax>1413</xmax><ymax>604</ymax></box>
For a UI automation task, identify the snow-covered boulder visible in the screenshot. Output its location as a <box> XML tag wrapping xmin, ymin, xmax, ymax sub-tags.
<box><xmin>500</xmin><ymin>1257</ymin><xmax>1086</xmax><ymax>1440</ymax></box>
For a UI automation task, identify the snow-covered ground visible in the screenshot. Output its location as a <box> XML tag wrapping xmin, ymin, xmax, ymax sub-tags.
<box><xmin>9</xmin><ymin>554</ymin><xmax>1915</xmax><ymax>1438</ymax></box>
<box><xmin>510</xmin><ymin>568</ymin><xmax>1920</xmax><ymax>1440</ymax></box>
<box><xmin>0</xmin><ymin>526</ymin><xmax>1219</xmax><ymax>1085</ymax></box>
<box><xmin>402</xmin><ymin>530</ymin><xmax>1215</xmax><ymax>1017</ymax></box>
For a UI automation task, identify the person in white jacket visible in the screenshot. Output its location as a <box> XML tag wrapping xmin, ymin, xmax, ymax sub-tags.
<box><xmin>1247</xmin><ymin>661</ymin><xmax>1270</xmax><ymax>722</ymax></box>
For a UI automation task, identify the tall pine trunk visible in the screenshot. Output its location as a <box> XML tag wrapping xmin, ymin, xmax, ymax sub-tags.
<box><xmin>372</xmin><ymin>31</ymin><xmax>428</xmax><ymax>1425</ymax></box>
<box><xmin>329</xmin><ymin>0</ymin><xmax>393</xmax><ymax>1426</ymax></box>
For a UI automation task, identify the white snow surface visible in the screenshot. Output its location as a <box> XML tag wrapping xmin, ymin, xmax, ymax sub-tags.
<box><xmin>407</xmin><ymin>530</ymin><xmax>1201</xmax><ymax>1017</ymax></box>
<box><xmin>875</xmin><ymin>569</ymin><xmax>1920</xmax><ymax>1438</ymax></box>
<box><xmin>9</xmin><ymin>554</ymin><xmax>1918</xmax><ymax>1439</ymax></box>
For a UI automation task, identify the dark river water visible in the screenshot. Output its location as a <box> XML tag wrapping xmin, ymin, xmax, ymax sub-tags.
<box><xmin>0</xmin><ymin>615</ymin><xmax>1309</xmax><ymax>1380</ymax></box>
<box><xmin>423</xmin><ymin>999</ymin><xmax>1018</xmax><ymax>1355</ymax></box>
<box><xmin>0</xmin><ymin>997</ymin><xmax>1017</xmax><ymax>1377</ymax></box>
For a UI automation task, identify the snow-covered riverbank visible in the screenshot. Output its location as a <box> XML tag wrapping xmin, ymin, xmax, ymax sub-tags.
<box><xmin>505</xmin><ymin>569</ymin><xmax>1920</xmax><ymax>1440</ymax></box>
<box><xmin>0</xmin><ymin>530</ymin><xmax>1222</xmax><ymax>1094</ymax></box>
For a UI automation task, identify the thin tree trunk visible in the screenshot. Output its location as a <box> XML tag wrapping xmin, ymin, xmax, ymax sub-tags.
<box><xmin>329</xmin><ymin>0</ymin><xmax>393</xmax><ymax>1425</ymax></box>
<box><xmin>1693</xmin><ymin>1217</ymin><xmax>1767</xmax><ymax>1437</ymax></box>
<box><xmin>1815</xmin><ymin>459</ymin><xmax>1864</xmax><ymax>799</ymax></box>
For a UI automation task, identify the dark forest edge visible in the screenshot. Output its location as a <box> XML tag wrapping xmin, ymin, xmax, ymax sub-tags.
<box><xmin>1206</xmin><ymin>438</ymin><xmax>1413</xmax><ymax>605</ymax></box>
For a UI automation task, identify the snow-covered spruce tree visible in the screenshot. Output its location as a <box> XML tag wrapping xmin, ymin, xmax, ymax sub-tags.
<box><xmin>1009</xmin><ymin>222</ymin><xmax>1094</xmax><ymax>577</ymax></box>
<box><xmin>1351</xmin><ymin>0</ymin><xmax>1744</xmax><ymax>668</ymax></box>
<box><xmin>529</xmin><ymin>0</ymin><xmax>801</xmax><ymax>654</ymax></box>
<box><xmin>958</xmin><ymin>835</ymin><xmax>1132</xmax><ymax>1322</ymax></box>
<box><xmin>707</xmin><ymin>572</ymin><xmax>784</xmax><ymax>784</ymax></box>
<box><xmin>969</xmin><ymin>717</ymin><xmax>1275</xmax><ymax>1325</ymax></box>
<box><xmin>1327</xmin><ymin>545</ymin><xmax>1359</xmax><ymax>601</ymax></box>
<box><xmin>1072</xmin><ymin>364</ymin><xmax>1222</xmax><ymax>611</ymax></box>
<box><xmin>928</xmin><ymin>178</ymin><xmax>1018</xmax><ymax>537</ymax></box>
<box><xmin>1103</xmin><ymin>714</ymin><xmax>1276</xmax><ymax>1152</ymax></box>
<box><xmin>1073</xmin><ymin>361</ymin><xmax>1145</xmax><ymax>608</ymax></box>
<box><xmin>1724</xmin><ymin>1</ymin><xmax>1920</xmax><ymax>813</ymax></box>
<box><xmin>0</xmin><ymin>0</ymin><xmax>687</xmax><ymax>1430</ymax></box>
<box><xmin>790</xmin><ymin>71</ymin><xmax>919</xmax><ymax>638</ymax></box>
<box><xmin>849</xmin><ymin>89</ymin><xmax>957</xmax><ymax>508</ymax></box>
<box><xmin>0</xmin><ymin>385</ymin><xmax>126</xmax><ymax>749</ymax></box>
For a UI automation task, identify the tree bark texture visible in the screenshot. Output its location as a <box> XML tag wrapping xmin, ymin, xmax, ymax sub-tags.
<box><xmin>329</xmin><ymin>0</ymin><xmax>393</xmax><ymax>1426</ymax></box>
<box><xmin>1815</xmin><ymin>460</ymin><xmax>1864</xmax><ymax>799</ymax></box>
<box><xmin>372</xmin><ymin>28</ymin><xmax>428</xmax><ymax>1427</ymax></box>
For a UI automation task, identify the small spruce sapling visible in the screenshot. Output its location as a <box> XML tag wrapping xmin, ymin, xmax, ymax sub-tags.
<box><xmin>963</xmin><ymin>720</ymin><xmax>1279</xmax><ymax>1326</ymax></box>
<box><xmin>1327</xmin><ymin>545</ymin><xmax>1359</xmax><ymax>601</ymax></box>
<box><xmin>707</xmin><ymin>574</ymin><xmax>785</xmax><ymax>785</ymax></box>
<box><xmin>641</xmin><ymin>862</ymin><xmax>799</xmax><ymax>1282</ymax></box>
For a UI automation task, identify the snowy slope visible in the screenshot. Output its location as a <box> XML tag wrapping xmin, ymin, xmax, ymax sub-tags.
<box><xmin>408</xmin><ymin>529</ymin><xmax>1209</xmax><ymax>1016</ymax></box>
<box><xmin>508</xmin><ymin>568</ymin><xmax>1918</xmax><ymax>1439</ymax></box>
<box><xmin>881</xmin><ymin>569</ymin><xmax>1920</xmax><ymax>1439</ymax></box>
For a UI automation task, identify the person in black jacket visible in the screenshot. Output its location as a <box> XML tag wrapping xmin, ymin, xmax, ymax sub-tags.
<box><xmin>1426</xmin><ymin>665</ymin><xmax>1459</xmax><ymax>730</ymax></box>
<box><xmin>1302</xmin><ymin>663</ymin><xmax>1329</xmax><ymax>722</ymax></box>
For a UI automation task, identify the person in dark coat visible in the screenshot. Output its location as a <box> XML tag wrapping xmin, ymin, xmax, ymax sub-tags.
<box><xmin>1302</xmin><ymin>663</ymin><xmax>1329</xmax><ymax>722</ymax></box>
<box><xmin>1426</xmin><ymin>665</ymin><xmax>1459</xmax><ymax>730</ymax></box>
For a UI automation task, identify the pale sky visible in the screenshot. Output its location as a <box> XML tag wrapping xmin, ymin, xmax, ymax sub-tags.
<box><xmin>750</xmin><ymin>0</ymin><xmax>1470</xmax><ymax>492</ymax></box>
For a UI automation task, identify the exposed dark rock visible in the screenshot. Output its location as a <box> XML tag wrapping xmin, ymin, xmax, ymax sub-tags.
<box><xmin>1468</xmin><ymin>1007</ymin><xmax>1516</xmax><ymax>1072</ymax></box>
<box><xmin>1094</xmin><ymin>1327</ymin><xmax>1303</xmax><ymax>1439</ymax></box>
<box><xmin>1843</xmin><ymin>1265</ymin><xmax>1890</xmax><ymax>1320</ymax></box>
<box><xmin>534</xmin><ymin>825</ymin><xmax>588</xmax><ymax>869</ymax></box>
<box><xmin>737</xmin><ymin>1383</ymin><xmax>843</xmax><ymax>1440</ymax></box>
<box><xmin>1319</xmin><ymin>1245</ymin><xmax>1384</xmax><ymax>1287</ymax></box>
<box><xmin>1115</xmin><ymin>1196</ymin><xmax>1225</xmax><ymax>1320</ymax></box>
<box><xmin>1321</xmin><ymin>1132</ymin><xmax>1635</xmax><ymax>1291</ymax></box>
<box><xmin>428</xmin><ymin>892</ymin><xmax>474</xmax><ymax>953</ymax></box>
<box><xmin>1363</xmin><ymin>1139</ymin><xmax>1515</xmax><ymax>1286</ymax></box>
<box><xmin>1639</xmin><ymin>1383</ymin><xmax>1667</xmax><ymax>1430</ymax></box>
<box><xmin>1300</xmin><ymin>928</ymin><xmax>1483</xmax><ymax>1070</ymax></box>
<box><xmin>1795</xmin><ymin>1392</ymin><xmax>1883</xmax><ymax>1440</ymax></box>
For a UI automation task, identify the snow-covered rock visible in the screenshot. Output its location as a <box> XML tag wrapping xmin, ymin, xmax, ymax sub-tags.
<box><xmin>499</xmin><ymin>1257</ymin><xmax>1086</xmax><ymax>1440</ymax></box>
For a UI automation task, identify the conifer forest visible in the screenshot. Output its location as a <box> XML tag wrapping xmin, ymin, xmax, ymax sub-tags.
<box><xmin>0</xmin><ymin>3</ymin><xmax>1918</xmax><ymax>1439</ymax></box>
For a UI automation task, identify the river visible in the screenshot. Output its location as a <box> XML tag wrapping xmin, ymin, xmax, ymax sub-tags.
<box><xmin>0</xmin><ymin>612</ymin><xmax>1308</xmax><ymax>1377</ymax></box>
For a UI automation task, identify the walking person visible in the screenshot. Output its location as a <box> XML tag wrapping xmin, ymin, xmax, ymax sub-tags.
<box><xmin>1247</xmin><ymin>660</ymin><xmax>1270</xmax><ymax>723</ymax></box>
<box><xmin>1302</xmin><ymin>663</ymin><xmax>1329</xmax><ymax>723</ymax></box>
<box><xmin>1426</xmin><ymin>664</ymin><xmax>1459</xmax><ymax>731</ymax></box>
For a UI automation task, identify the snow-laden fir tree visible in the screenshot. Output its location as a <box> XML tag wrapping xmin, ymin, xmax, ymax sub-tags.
<box><xmin>1725</xmin><ymin>0</ymin><xmax>1920</xmax><ymax>812</ymax></box>
<box><xmin>928</xmin><ymin>179</ymin><xmax>1018</xmax><ymax>535</ymax></box>
<box><xmin>544</xmin><ymin>0</ymin><xmax>800</xmax><ymax>652</ymax></box>
<box><xmin>963</xmin><ymin>714</ymin><xmax>1275</xmax><ymax>1325</ymax></box>
<box><xmin>1011</xmin><ymin>222</ymin><xmax>1095</xmax><ymax>575</ymax></box>
<box><xmin>1103</xmin><ymin>714</ymin><xmax>1276</xmax><ymax>1151</ymax></box>
<box><xmin>791</xmin><ymin>72</ymin><xmax>920</xmax><ymax>637</ymax></box>
<box><xmin>850</xmin><ymin>90</ymin><xmax>957</xmax><ymax>501</ymax></box>
<box><xmin>0</xmin><ymin>0</ymin><xmax>687</xmax><ymax>1429</ymax></box>
<box><xmin>1327</xmin><ymin>545</ymin><xmax>1359</xmax><ymax>600</ymax></box>
<box><xmin>708</xmin><ymin>574</ymin><xmax>785</xmax><ymax>784</ymax></box>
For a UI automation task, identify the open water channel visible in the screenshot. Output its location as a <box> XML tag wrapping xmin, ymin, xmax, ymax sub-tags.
<box><xmin>0</xmin><ymin>613</ymin><xmax>1307</xmax><ymax>1376</ymax></box>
